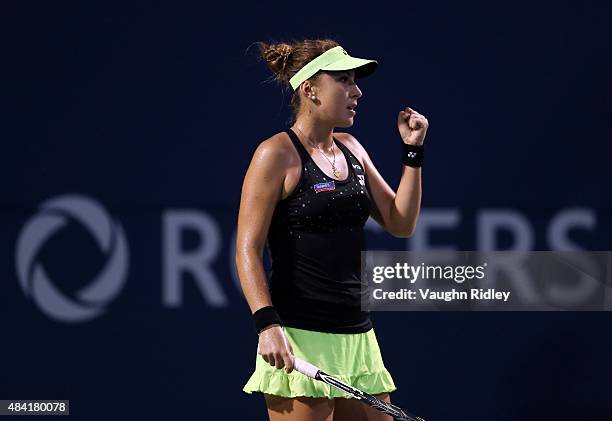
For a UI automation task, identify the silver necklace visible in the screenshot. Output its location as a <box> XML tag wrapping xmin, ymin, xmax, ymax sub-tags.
<box><xmin>295</xmin><ymin>126</ymin><xmax>340</xmax><ymax>178</ymax></box>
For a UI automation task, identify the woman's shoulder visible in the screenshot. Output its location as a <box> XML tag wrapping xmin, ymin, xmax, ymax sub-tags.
<box><xmin>250</xmin><ymin>131</ymin><xmax>299</xmax><ymax>170</ymax></box>
<box><xmin>257</xmin><ymin>130</ymin><xmax>295</xmax><ymax>152</ymax></box>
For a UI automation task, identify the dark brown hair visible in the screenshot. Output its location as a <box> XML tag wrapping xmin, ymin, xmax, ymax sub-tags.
<box><xmin>254</xmin><ymin>38</ymin><xmax>340</xmax><ymax>125</ymax></box>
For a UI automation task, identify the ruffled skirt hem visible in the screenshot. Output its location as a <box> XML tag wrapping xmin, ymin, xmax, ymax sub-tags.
<box><xmin>243</xmin><ymin>368</ymin><xmax>397</xmax><ymax>399</ymax></box>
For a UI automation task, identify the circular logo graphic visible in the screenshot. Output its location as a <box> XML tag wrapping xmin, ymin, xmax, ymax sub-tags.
<box><xmin>15</xmin><ymin>195</ymin><xmax>129</xmax><ymax>322</ymax></box>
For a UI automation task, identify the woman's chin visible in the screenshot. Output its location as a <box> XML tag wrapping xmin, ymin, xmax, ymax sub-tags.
<box><xmin>337</xmin><ymin>117</ymin><xmax>355</xmax><ymax>128</ymax></box>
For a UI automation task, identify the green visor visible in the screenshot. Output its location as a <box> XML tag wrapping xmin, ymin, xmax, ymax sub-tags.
<box><xmin>289</xmin><ymin>45</ymin><xmax>377</xmax><ymax>91</ymax></box>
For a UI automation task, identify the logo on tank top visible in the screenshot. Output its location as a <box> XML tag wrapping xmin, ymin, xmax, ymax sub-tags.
<box><xmin>357</xmin><ymin>175</ymin><xmax>365</xmax><ymax>186</ymax></box>
<box><xmin>352</xmin><ymin>163</ymin><xmax>362</xmax><ymax>171</ymax></box>
<box><xmin>313</xmin><ymin>181</ymin><xmax>336</xmax><ymax>193</ymax></box>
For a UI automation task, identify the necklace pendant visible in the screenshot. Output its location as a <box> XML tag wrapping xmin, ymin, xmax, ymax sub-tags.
<box><xmin>333</xmin><ymin>168</ymin><xmax>340</xmax><ymax>178</ymax></box>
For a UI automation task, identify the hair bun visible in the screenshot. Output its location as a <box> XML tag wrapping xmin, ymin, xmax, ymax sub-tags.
<box><xmin>277</xmin><ymin>44</ymin><xmax>292</xmax><ymax>63</ymax></box>
<box><xmin>264</xmin><ymin>43</ymin><xmax>292</xmax><ymax>75</ymax></box>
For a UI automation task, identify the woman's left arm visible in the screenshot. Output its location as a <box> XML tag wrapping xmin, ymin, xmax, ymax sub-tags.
<box><xmin>341</xmin><ymin>107</ymin><xmax>428</xmax><ymax>238</ymax></box>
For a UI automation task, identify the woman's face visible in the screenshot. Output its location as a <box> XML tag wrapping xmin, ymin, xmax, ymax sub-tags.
<box><xmin>312</xmin><ymin>70</ymin><xmax>363</xmax><ymax>127</ymax></box>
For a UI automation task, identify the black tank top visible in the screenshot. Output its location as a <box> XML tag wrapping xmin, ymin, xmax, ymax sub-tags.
<box><xmin>266</xmin><ymin>128</ymin><xmax>373</xmax><ymax>333</ymax></box>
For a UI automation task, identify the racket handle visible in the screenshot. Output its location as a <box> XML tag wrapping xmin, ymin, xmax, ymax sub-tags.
<box><xmin>292</xmin><ymin>356</ymin><xmax>320</xmax><ymax>379</ymax></box>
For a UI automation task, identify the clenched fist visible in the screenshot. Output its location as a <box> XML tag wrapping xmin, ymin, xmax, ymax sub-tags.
<box><xmin>398</xmin><ymin>107</ymin><xmax>429</xmax><ymax>146</ymax></box>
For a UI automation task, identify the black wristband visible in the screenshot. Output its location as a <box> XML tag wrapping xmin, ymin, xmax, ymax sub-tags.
<box><xmin>401</xmin><ymin>141</ymin><xmax>424</xmax><ymax>167</ymax></box>
<box><xmin>253</xmin><ymin>306</ymin><xmax>282</xmax><ymax>334</ymax></box>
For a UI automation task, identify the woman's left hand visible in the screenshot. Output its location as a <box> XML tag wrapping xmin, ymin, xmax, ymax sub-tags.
<box><xmin>398</xmin><ymin>107</ymin><xmax>429</xmax><ymax>146</ymax></box>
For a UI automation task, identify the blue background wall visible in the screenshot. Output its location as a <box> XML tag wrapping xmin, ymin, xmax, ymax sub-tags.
<box><xmin>1</xmin><ymin>1</ymin><xmax>611</xmax><ymax>420</ymax></box>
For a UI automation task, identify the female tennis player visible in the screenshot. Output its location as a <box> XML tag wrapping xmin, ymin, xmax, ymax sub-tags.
<box><xmin>237</xmin><ymin>39</ymin><xmax>428</xmax><ymax>420</ymax></box>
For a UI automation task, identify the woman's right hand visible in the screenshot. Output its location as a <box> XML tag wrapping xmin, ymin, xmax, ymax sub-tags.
<box><xmin>257</xmin><ymin>324</ymin><xmax>295</xmax><ymax>373</ymax></box>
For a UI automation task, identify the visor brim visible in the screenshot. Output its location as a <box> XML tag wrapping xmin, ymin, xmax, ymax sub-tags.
<box><xmin>322</xmin><ymin>57</ymin><xmax>378</xmax><ymax>79</ymax></box>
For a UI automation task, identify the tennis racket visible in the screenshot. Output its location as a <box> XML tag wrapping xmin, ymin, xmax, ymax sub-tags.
<box><xmin>292</xmin><ymin>356</ymin><xmax>425</xmax><ymax>421</ymax></box>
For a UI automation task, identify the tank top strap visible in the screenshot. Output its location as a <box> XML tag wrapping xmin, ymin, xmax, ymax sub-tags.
<box><xmin>285</xmin><ymin>128</ymin><xmax>312</xmax><ymax>163</ymax></box>
<box><xmin>334</xmin><ymin>138</ymin><xmax>365</xmax><ymax>177</ymax></box>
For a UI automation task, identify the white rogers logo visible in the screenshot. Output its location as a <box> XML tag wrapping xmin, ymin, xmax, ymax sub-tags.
<box><xmin>15</xmin><ymin>195</ymin><xmax>129</xmax><ymax>322</ymax></box>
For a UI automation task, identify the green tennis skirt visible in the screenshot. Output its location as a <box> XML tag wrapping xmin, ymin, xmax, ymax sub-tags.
<box><xmin>243</xmin><ymin>326</ymin><xmax>397</xmax><ymax>399</ymax></box>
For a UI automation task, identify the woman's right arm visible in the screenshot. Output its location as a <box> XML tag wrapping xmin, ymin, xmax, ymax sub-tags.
<box><xmin>235</xmin><ymin>136</ymin><xmax>295</xmax><ymax>373</ymax></box>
